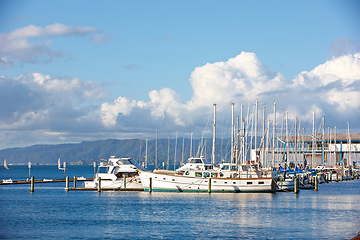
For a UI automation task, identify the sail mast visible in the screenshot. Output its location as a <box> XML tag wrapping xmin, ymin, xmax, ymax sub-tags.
<box><xmin>212</xmin><ymin>103</ymin><xmax>216</xmax><ymax>165</ymax></box>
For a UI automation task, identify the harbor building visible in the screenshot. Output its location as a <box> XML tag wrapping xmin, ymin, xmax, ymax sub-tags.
<box><xmin>256</xmin><ymin>133</ymin><xmax>360</xmax><ymax>168</ymax></box>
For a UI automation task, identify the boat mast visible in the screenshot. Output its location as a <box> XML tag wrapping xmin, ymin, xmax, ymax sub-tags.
<box><xmin>312</xmin><ymin>110</ymin><xmax>315</xmax><ymax>168</ymax></box>
<box><xmin>231</xmin><ymin>102</ymin><xmax>235</xmax><ymax>163</ymax></box>
<box><xmin>181</xmin><ymin>137</ymin><xmax>185</xmax><ymax>166</ymax></box>
<box><xmin>272</xmin><ymin>102</ymin><xmax>276</xmax><ymax>167</ymax></box>
<box><xmin>286</xmin><ymin>111</ymin><xmax>289</xmax><ymax>168</ymax></box>
<box><xmin>174</xmin><ymin>132</ymin><xmax>178</xmax><ymax>171</ymax></box>
<box><xmin>347</xmin><ymin>122</ymin><xmax>352</xmax><ymax>168</ymax></box>
<box><xmin>255</xmin><ymin>99</ymin><xmax>258</xmax><ymax>164</ymax></box>
<box><xmin>240</xmin><ymin>102</ymin><xmax>245</xmax><ymax>164</ymax></box>
<box><xmin>334</xmin><ymin>126</ymin><xmax>337</xmax><ymax>166</ymax></box>
<box><xmin>321</xmin><ymin>116</ymin><xmax>325</xmax><ymax>166</ymax></box>
<box><xmin>212</xmin><ymin>103</ymin><xmax>216</xmax><ymax>165</ymax></box>
<box><xmin>190</xmin><ymin>132</ymin><xmax>193</xmax><ymax>158</ymax></box>
<box><xmin>155</xmin><ymin>128</ymin><xmax>158</xmax><ymax>169</ymax></box>
<box><xmin>145</xmin><ymin>138</ymin><xmax>148</xmax><ymax>168</ymax></box>
<box><xmin>262</xmin><ymin>103</ymin><xmax>266</xmax><ymax>167</ymax></box>
<box><xmin>295</xmin><ymin>115</ymin><xmax>297</xmax><ymax>167</ymax></box>
<box><xmin>167</xmin><ymin>136</ymin><xmax>170</xmax><ymax>170</ymax></box>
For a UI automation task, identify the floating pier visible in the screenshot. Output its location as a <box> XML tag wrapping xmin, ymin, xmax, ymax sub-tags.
<box><xmin>0</xmin><ymin>177</ymin><xmax>93</xmax><ymax>185</ymax></box>
<box><xmin>66</xmin><ymin>187</ymin><xmax>144</xmax><ymax>191</ymax></box>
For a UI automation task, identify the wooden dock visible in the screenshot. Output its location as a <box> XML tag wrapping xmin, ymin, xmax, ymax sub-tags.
<box><xmin>0</xmin><ymin>178</ymin><xmax>93</xmax><ymax>185</ymax></box>
<box><xmin>67</xmin><ymin>187</ymin><xmax>144</xmax><ymax>191</ymax></box>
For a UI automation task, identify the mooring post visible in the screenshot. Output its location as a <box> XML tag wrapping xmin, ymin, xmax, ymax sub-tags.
<box><xmin>30</xmin><ymin>176</ymin><xmax>34</xmax><ymax>193</ymax></box>
<box><xmin>65</xmin><ymin>176</ymin><xmax>69</xmax><ymax>191</ymax></box>
<box><xmin>208</xmin><ymin>178</ymin><xmax>212</xmax><ymax>193</ymax></box>
<box><xmin>294</xmin><ymin>177</ymin><xmax>299</xmax><ymax>194</ymax></box>
<box><xmin>123</xmin><ymin>175</ymin><xmax>126</xmax><ymax>189</ymax></box>
<box><xmin>149</xmin><ymin>177</ymin><xmax>152</xmax><ymax>193</ymax></box>
<box><xmin>73</xmin><ymin>176</ymin><xmax>77</xmax><ymax>188</ymax></box>
<box><xmin>314</xmin><ymin>176</ymin><xmax>318</xmax><ymax>191</ymax></box>
<box><xmin>336</xmin><ymin>173</ymin><xmax>338</xmax><ymax>182</ymax></box>
<box><xmin>98</xmin><ymin>177</ymin><xmax>101</xmax><ymax>193</ymax></box>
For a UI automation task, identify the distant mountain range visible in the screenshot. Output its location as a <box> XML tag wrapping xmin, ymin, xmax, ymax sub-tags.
<box><xmin>0</xmin><ymin>138</ymin><xmax>235</xmax><ymax>168</ymax></box>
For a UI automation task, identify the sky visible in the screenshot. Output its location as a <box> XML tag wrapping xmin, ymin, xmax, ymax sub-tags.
<box><xmin>0</xmin><ymin>0</ymin><xmax>359</xmax><ymax>150</ymax></box>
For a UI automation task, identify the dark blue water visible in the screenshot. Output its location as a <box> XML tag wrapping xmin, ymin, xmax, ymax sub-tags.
<box><xmin>0</xmin><ymin>166</ymin><xmax>359</xmax><ymax>239</ymax></box>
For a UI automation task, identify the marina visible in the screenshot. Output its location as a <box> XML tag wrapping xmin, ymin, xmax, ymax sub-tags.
<box><xmin>0</xmin><ymin>164</ymin><xmax>359</xmax><ymax>239</ymax></box>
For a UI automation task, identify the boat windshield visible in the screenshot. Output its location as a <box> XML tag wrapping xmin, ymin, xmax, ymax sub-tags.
<box><xmin>189</xmin><ymin>158</ymin><xmax>203</xmax><ymax>164</ymax></box>
<box><xmin>98</xmin><ymin>166</ymin><xmax>109</xmax><ymax>173</ymax></box>
<box><xmin>117</xmin><ymin>159</ymin><xmax>132</xmax><ymax>165</ymax></box>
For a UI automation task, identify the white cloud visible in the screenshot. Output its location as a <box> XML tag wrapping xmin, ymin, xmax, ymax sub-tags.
<box><xmin>1</xmin><ymin>52</ymin><xmax>360</xmax><ymax>149</ymax></box>
<box><xmin>189</xmin><ymin>52</ymin><xmax>287</xmax><ymax>106</ymax></box>
<box><xmin>292</xmin><ymin>53</ymin><xmax>360</xmax><ymax>113</ymax></box>
<box><xmin>99</xmin><ymin>52</ymin><xmax>360</xmax><ymax>135</ymax></box>
<box><xmin>101</xmin><ymin>97</ymin><xmax>137</xmax><ymax>127</ymax></box>
<box><xmin>0</xmin><ymin>24</ymin><xmax>99</xmax><ymax>68</ymax></box>
<box><xmin>0</xmin><ymin>73</ymin><xmax>108</xmax><ymax>131</ymax></box>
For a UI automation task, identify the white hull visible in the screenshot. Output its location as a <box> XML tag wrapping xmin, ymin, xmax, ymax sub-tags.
<box><xmin>84</xmin><ymin>176</ymin><xmax>143</xmax><ymax>189</ymax></box>
<box><xmin>276</xmin><ymin>178</ymin><xmax>294</xmax><ymax>191</ymax></box>
<box><xmin>139</xmin><ymin>171</ymin><xmax>275</xmax><ymax>193</ymax></box>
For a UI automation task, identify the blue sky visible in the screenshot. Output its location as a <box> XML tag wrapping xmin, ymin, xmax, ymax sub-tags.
<box><xmin>0</xmin><ymin>0</ymin><xmax>359</xmax><ymax>149</ymax></box>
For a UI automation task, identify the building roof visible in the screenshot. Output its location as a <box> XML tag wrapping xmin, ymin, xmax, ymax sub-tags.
<box><xmin>279</xmin><ymin>133</ymin><xmax>360</xmax><ymax>143</ymax></box>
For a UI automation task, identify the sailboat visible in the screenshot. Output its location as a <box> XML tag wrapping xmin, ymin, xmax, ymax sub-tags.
<box><xmin>139</xmin><ymin>103</ymin><xmax>276</xmax><ymax>193</ymax></box>
<box><xmin>4</xmin><ymin>159</ymin><xmax>9</xmax><ymax>169</ymax></box>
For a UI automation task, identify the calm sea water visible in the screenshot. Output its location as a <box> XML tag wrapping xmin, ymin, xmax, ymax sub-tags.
<box><xmin>0</xmin><ymin>166</ymin><xmax>359</xmax><ymax>240</ymax></box>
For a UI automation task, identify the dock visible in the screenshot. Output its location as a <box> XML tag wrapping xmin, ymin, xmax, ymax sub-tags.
<box><xmin>0</xmin><ymin>178</ymin><xmax>93</xmax><ymax>185</ymax></box>
<box><xmin>66</xmin><ymin>187</ymin><xmax>144</xmax><ymax>191</ymax></box>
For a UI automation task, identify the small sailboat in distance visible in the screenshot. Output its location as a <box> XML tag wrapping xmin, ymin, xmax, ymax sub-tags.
<box><xmin>4</xmin><ymin>159</ymin><xmax>9</xmax><ymax>169</ymax></box>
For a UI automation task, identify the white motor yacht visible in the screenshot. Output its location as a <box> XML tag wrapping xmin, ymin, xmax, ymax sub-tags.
<box><xmin>84</xmin><ymin>156</ymin><xmax>143</xmax><ymax>190</ymax></box>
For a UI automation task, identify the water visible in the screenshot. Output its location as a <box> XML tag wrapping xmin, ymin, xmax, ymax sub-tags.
<box><xmin>0</xmin><ymin>166</ymin><xmax>359</xmax><ymax>239</ymax></box>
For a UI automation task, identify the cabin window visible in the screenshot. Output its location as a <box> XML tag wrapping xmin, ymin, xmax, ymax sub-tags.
<box><xmin>203</xmin><ymin>172</ymin><xmax>210</xmax><ymax>178</ymax></box>
<box><xmin>195</xmin><ymin>172</ymin><xmax>202</xmax><ymax>177</ymax></box>
<box><xmin>185</xmin><ymin>171</ymin><xmax>190</xmax><ymax>175</ymax></box>
<box><xmin>211</xmin><ymin>173</ymin><xmax>217</xmax><ymax>178</ymax></box>
<box><xmin>247</xmin><ymin>182</ymin><xmax>253</xmax><ymax>185</ymax></box>
<box><xmin>259</xmin><ymin>181</ymin><xmax>264</xmax><ymax>185</ymax></box>
<box><xmin>172</xmin><ymin>179</ymin><xmax>175</xmax><ymax>181</ymax></box>
<box><xmin>233</xmin><ymin>182</ymin><xmax>236</xmax><ymax>184</ymax></box>
<box><xmin>163</xmin><ymin>178</ymin><xmax>166</xmax><ymax>180</ymax></box>
<box><xmin>230</xmin><ymin>166</ymin><xmax>238</xmax><ymax>171</ymax></box>
<box><xmin>224</xmin><ymin>182</ymin><xmax>228</xmax><ymax>184</ymax></box>
<box><xmin>242</xmin><ymin>166</ymin><xmax>249</xmax><ymax>171</ymax></box>
<box><xmin>221</xmin><ymin>165</ymin><xmax>229</xmax><ymax>170</ymax></box>
<box><xmin>214</xmin><ymin>181</ymin><xmax>217</xmax><ymax>183</ymax></box>
<box><xmin>98</xmin><ymin>167</ymin><xmax>109</xmax><ymax>173</ymax></box>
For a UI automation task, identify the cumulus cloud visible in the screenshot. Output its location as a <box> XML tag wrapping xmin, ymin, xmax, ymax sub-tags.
<box><xmin>100</xmin><ymin>52</ymin><xmax>360</xmax><ymax>134</ymax></box>
<box><xmin>189</xmin><ymin>52</ymin><xmax>287</xmax><ymax>106</ymax></box>
<box><xmin>292</xmin><ymin>53</ymin><xmax>360</xmax><ymax>114</ymax></box>
<box><xmin>0</xmin><ymin>73</ymin><xmax>108</xmax><ymax>130</ymax></box>
<box><xmin>0</xmin><ymin>24</ymin><xmax>99</xmax><ymax>68</ymax></box>
<box><xmin>1</xmin><ymin>51</ymin><xmax>360</xmax><ymax>149</ymax></box>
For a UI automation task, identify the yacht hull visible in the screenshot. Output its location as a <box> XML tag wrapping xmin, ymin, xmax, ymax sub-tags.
<box><xmin>139</xmin><ymin>171</ymin><xmax>275</xmax><ymax>193</ymax></box>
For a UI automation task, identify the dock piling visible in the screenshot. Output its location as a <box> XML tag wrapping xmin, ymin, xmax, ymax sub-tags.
<box><xmin>30</xmin><ymin>176</ymin><xmax>34</xmax><ymax>192</ymax></box>
<box><xmin>208</xmin><ymin>178</ymin><xmax>212</xmax><ymax>193</ymax></box>
<box><xmin>98</xmin><ymin>177</ymin><xmax>101</xmax><ymax>192</ymax></box>
<box><xmin>294</xmin><ymin>177</ymin><xmax>299</xmax><ymax>194</ymax></box>
<box><xmin>149</xmin><ymin>177</ymin><xmax>152</xmax><ymax>193</ymax></box>
<box><xmin>73</xmin><ymin>176</ymin><xmax>77</xmax><ymax>188</ymax></box>
<box><xmin>314</xmin><ymin>176</ymin><xmax>318</xmax><ymax>192</ymax></box>
<box><xmin>65</xmin><ymin>176</ymin><xmax>69</xmax><ymax>191</ymax></box>
<box><xmin>123</xmin><ymin>176</ymin><xmax>126</xmax><ymax>189</ymax></box>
